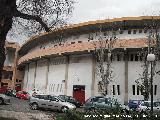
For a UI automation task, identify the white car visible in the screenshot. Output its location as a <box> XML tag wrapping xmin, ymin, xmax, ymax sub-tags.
<box><xmin>29</xmin><ymin>94</ymin><xmax>76</xmax><ymax>112</ymax></box>
<box><xmin>137</xmin><ymin>101</ymin><xmax>160</xmax><ymax>112</ymax></box>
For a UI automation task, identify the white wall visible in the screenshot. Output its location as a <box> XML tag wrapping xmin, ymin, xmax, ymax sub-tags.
<box><xmin>27</xmin><ymin>63</ymin><xmax>35</xmax><ymax>92</ymax></box>
<box><xmin>152</xmin><ymin>61</ymin><xmax>160</xmax><ymax>100</ymax></box>
<box><xmin>128</xmin><ymin>61</ymin><xmax>144</xmax><ymax>100</ymax></box>
<box><xmin>94</xmin><ymin>61</ymin><xmax>125</xmax><ymax>103</ymax></box>
<box><xmin>67</xmin><ymin>55</ymin><xmax>92</xmax><ymax>100</ymax></box>
<box><xmin>47</xmin><ymin>57</ymin><xmax>66</xmax><ymax>95</ymax></box>
<box><xmin>35</xmin><ymin>60</ymin><xmax>47</xmax><ymax>93</ymax></box>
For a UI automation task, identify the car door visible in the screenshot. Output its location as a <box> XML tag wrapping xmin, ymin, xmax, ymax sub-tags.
<box><xmin>38</xmin><ymin>95</ymin><xmax>50</xmax><ymax>109</ymax></box>
<box><xmin>95</xmin><ymin>98</ymin><xmax>111</xmax><ymax>110</ymax></box>
<box><xmin>47</xmin><ymin>96</ymin><xmax>61</xmax><ymax>110</ymax></box>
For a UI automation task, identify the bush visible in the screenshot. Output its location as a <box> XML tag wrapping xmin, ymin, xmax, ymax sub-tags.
<box><xmin>60</xmin><ymin>109</ymin><xmax>160</xmax><ymax>120</ymax></box>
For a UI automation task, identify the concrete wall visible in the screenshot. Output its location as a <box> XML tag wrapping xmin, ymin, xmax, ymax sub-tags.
<box><xmin>28</xmin><ymin>29</ymin><xmax>149</xmax><ymax>53</ymax></box>
<box><xmin>22</xmin><ymin>55</ymin><xmax>160</xmax><ymax>103</ymax></box>
<box><xmin>34</xmin><ymin>60</ymin><xmax>47</xmax><ymax>93</ymax></box>
<box><xmin>128</xmin><ymin>61</ymin><xmax>144</xmax><ymax>100</ymax></box>
<box><xmin>67</xmin><ymin>54</ymin><xmax>93</xmax><ymax>100</ymax></box>
<box><xmin>47</xmin><ymin>57</ymin><xmax>66</xmax><ymax>95</ymax></box>
<box><xmin>27</xmin><ymin>63</ymin><xmax>35</xmax><ymax>92</ymax></box>
<box><xmin>152</xmin><ymin>61</ymin><xmax>160</xmax><ymax>100</ymax></box>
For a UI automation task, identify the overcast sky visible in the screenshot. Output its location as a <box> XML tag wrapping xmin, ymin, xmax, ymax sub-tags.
<box><xmin>8</xmin><ymin>0</ymin><xmax>160</xmax><ymax>44</ymax></box>
<box><xmin>69</xmin><ymin>0</ymin><xmax>160</xmax><ymax>24</ymax></box>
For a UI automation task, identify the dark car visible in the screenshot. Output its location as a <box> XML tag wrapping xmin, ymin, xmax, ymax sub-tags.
<box><xmin>58</xmin><ymin>95</ymin><xmax>82</xmax><ymax>108</ymax></box>
<box><xmin>5</xmin><ymin>90</ymin><xmax>16</xmax><ymax>97</ymax></box>
<box><xmin>84</xmin><ymin>96</ymin><xmax>129</xmax><ymax>113</ymax></box>
<box><xmin>128</xmin><ymin>100</ymin><xmax>144</xmax><ymax>110</ymax></box>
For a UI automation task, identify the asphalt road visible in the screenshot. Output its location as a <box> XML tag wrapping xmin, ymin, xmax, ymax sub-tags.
<box><xmin>0</xmin><ymin>96</ymin><xmax>83</xmax><ymax>120</ymax></box>
<box><xmin>0</xmin><ymin>96</ymin><xmax>58</xmax><ymax>120</ymax></box>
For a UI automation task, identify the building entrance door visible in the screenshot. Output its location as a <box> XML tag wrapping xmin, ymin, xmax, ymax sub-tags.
<box><xmin>73</xmin><ymin>85</ymin><xmax>85</xmax><ymax>104</ymax></box>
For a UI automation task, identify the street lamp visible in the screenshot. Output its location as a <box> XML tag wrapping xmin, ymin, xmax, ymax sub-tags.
<box><xmin>147</xmin><ymin>53</ymin><xmax>155</xmax><ymax>114</ymax></box>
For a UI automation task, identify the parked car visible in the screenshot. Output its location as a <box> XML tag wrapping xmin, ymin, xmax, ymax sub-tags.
<box><xmin>0</xmin><ymin>87</ymin><xmax>7</xmax><ymax>94</ymax></box>
<box><xmin>58</xmin><ymin>95</ymin><xmax>82</xmax><ymax>108</ymax></box>
<box><xmin>0</xmin><ymin>94</ymin><xmax>10</xmax><ymax>104</ymax></box>
<box><xmin>84</xmin><ymin>96</ymin><xmax>129</xmax><ymax>113</ymax></box>
<box><xmin>28</xmin><ymin>90</ymin><xmax>44</xmax><ymax>98</ymax></box>
<box><xmin>29</xmin><ymin>94</ymin><xmax>76</xmax><ymax>112</ymax></box>
<box><xmin>5</xmin><ymin>90</ymin><xmax>16</xmax><ymax>97</ymax></box>
<box><xmin>16</xmin><ymin>91</ymin><xmax>30</xmax><ymax>100</ymax></box>
<box><xmin>137</xmin><ymin>101</ymin><xmax>160</xmax><ymax>112</ymax></box>
<box><xmin>128</xmin><ymin>100</ymin><xmax>144</xmax><ymax>111</ymax></box>
<box><xmin>84</xmin><ymin>96</ymin><xmax>104</xmax><ymax>110</ymax></box>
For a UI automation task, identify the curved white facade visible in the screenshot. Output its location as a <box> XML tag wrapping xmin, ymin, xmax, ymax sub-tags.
<box><xmin>19</xmin><ymin>16</ymin><xmax>160</xmax><ymax>104</ymax></box>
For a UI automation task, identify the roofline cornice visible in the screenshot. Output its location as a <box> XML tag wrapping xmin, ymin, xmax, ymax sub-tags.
<box><xmin>19</xmin><ymin>16</ymin><xmax>160</xmax><ymax>53</ymax></box>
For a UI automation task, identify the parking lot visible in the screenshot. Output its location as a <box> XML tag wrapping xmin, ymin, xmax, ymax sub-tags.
<box><xmin>0</xmin><ymin>96</ymin><xmax>63</xmax><ymax>120</ymax></box>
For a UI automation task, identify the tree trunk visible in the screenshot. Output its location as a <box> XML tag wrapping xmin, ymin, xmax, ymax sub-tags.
<box><xmin>0</xmin><ymin>16</ymin><xmax>13</xmax><ymax>86</ymax></box>
<box><xmin>0</xmin><ymin>0</ymin><xmax>50</xmax><ymax>88</ymax></box>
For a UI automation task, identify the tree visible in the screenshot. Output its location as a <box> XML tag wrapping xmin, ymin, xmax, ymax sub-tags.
<box><xmin>92</xmin><ymin>26</ymin><xmax>117</xmax><ymax>96</ymax></box>
<box><xmin>0</xmin><ymin>0</ymin><xmax>74</xmax><ymax>85</ymax></box>
<box><xmin>136</xmin><ymin>18</ymin><xmax>160</xmax><ymax>100</ymax></box>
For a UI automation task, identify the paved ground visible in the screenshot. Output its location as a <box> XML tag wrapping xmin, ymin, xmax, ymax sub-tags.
<box><xmin>0</xmin><ymin>96</ymin><xmax>61</xmax><ymax>120</ymax></box>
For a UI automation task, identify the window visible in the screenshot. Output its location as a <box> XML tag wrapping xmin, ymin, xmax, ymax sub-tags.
<box><xmin>88</xmin><ymin>34</ymin><xmax>94</xmax><ymax>40</ymax></box>
<box><xmin>128</xmin><ymin>30</ymin><xmax>131</xmax><ymax>34</ymax></box>
<box><xmin>139</xmin><ymin>29</ymin><xmax>142</xmax><ymax>33</ymax></box>
<box><xmin>119</xmin><ymin>30</ymin><xmax>123</xmax><ymax>34</ymax></box>
<box><xmin>50</xmin><ymin>96</ymin><xmax>57</xmax><ymax>101</ymax></box>
<box><xmin>130</xmin><ymin>54</ymin><xmax>134</xmax><ymax>61</ymax></box>
<box><xmin>135</xmin><ymin>54</ymin><xmax>138</xmax><ymax>61</ymax></box>
<box><xmin>104</xmin><ymin>32</ymin><xmax>107</xmax><ymax>36</ymax></box>
<box><xmin>137</xmin><ymin>86</ymin><xmax>139</xmax><ymax>95</ymax></box>
<box><xmin>117</xmin><ymin>54</ymin><xmax>120</xmax><ymax>61</ymax></box>
<box><xmin>154</xmin><ymin>85</ymin><xmax>157</xmax><ymax>95</ymax></box>
<box><xmin>133</xmin><ymin>30</ymin><xmax>136</xmax><ymax>34</ymax></box>
<box><xmin>113</xmin><ymin>85</ymin><xmax>115</xmax><ymax>95</ymax></box>
<box><xmin>144</xmin><ymin>29</ymin><xmax>147</xmax><ymax>33</ymax></box>
<box><xmin>132</xmin><ymin>85</ymin><xmax>135</xmax><ymax>95</ymax></box>
<box><xmin>71</xmin><ymin>42</ymin><xmax>75</xmax><ymax>44</ymax></box>
<box><xmin>117</xmin><ymin>85</ymin><xmax>120</xmax><ymax>95</ymax></box>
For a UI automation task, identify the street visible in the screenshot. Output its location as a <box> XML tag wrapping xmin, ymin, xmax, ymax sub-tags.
<box><xmin>0</xmin><ymin>96</ymin><xmax>60</xmax><ymax>120</ymax></box>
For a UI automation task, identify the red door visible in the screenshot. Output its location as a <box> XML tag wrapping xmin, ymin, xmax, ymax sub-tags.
<box><xmin>73</xmin><ymin>85</ymin><xmax>85</xmax><ymax>104</ymax></box>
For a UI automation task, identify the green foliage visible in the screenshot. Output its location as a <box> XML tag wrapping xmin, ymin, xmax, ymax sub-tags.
<box><xmin>58</xmin><ymin>109</ymin><xmax>160</xmax><ymax>120</ymax></box>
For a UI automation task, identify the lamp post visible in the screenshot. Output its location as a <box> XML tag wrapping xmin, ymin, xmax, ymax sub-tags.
<box><xmin>147</xmin><ymin>53</ymin><xmax>155</xmax><ymax>115</ymax></box>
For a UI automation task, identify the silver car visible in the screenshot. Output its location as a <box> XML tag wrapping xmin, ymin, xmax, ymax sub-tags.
<box><xmin>29</xmin><ymin>94</ymin><xmax>76</xmax><ymax>112</ymax></box>
<box><xmin>137</xmin><ymin>101</ymin><xmax>160</xmax><ymax>112</ymax></box>
<box><xmin>0</xmin><ymin>94</ymin><xmax>10</xmax><ymax>104</ymax></box>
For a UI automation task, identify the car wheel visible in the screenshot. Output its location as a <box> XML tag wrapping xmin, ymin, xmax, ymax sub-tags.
<box><xmin>61</xmin><ymin>106</ymin><xmax>68</xmax><ymax>113</ymax></box>
<box><xmin>0</xmin><ymin>98</ymin><xmax>4</xmax><ymax>104</ymax></box>
<box><xmin>30</xmin><ymin>103</ymin><xmax>38</xmax><ymax>110</ymax></box>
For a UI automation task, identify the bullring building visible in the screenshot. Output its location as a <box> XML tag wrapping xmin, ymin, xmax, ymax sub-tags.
<box><xmin>18</xmin><ymin>16</ymin><xmax>160</xmax><ymax>104</ymax></box>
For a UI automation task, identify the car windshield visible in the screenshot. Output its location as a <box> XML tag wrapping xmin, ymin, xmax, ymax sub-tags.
<box><xmin>23</xmin><ymin>91</ymin><xmax>28</xmax><ymax>94</ymax></box>
<box><xmin>56</xmin><ymin>96</ymin><xmax>66</xmax><ymax>102</ymax></box>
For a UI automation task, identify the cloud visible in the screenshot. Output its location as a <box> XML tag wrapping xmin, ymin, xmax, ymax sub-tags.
<box><xmin>70</xmin><ymin>0</ymin><xmax>160</xmax><ymax>23</ymax></box>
